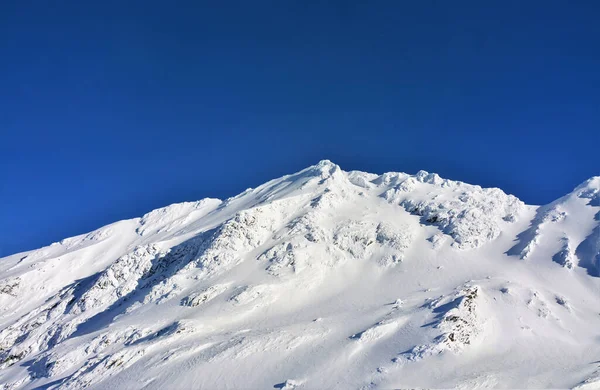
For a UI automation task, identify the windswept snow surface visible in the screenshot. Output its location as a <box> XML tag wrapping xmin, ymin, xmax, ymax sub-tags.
<box><xmin>1</xmin><ymin>161</ymin><xmax>600</xmax><ymax>389</ymax></box>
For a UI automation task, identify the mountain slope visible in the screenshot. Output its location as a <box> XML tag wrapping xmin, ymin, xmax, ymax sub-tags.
<box><xmin>1</xmin><ymin>161</ymin><xmax>599</xmax><ymax>389</ymax></box>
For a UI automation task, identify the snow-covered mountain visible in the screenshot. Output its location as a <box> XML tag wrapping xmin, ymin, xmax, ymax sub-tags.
<box><xmin>1</xmin><ymin>160</ymin><xmax>599</xmax><ymax>389</ymax></box>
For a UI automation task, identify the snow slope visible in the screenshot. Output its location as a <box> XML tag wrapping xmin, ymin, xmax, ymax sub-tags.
<box><xmin>1</xmin><ymin>161</ymin><xmax>599</xmax><ymax>389</ymax></box>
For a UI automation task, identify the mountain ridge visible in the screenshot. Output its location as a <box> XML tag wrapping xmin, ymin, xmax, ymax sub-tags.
<box><xmin>5</xmin><ymin>160</ymin><xmax>598</xmax><ymax>259</ymax></box>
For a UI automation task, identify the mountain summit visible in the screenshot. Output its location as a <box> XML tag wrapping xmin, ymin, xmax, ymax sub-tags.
<box><xmin>1</xmin><ymin>162</ymin><xmax>599</xmax><ymax>389</ymax></box>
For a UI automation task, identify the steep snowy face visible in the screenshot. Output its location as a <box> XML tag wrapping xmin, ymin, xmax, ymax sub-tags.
<box><xmin>1</xmin><ymin>162</ymin><xmax>600</xmax><ymax>390</ymax></box>
<box><xmin>507</xmin><ymin>176</ymin><xmax>600</xmax><ymax>275</ymax></box>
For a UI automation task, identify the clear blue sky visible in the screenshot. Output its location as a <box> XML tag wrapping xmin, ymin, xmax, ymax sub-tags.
<box><xmin>1</xmin><ymin>1</ymin><xmax>599</xmax><ymax>257</ymax></box>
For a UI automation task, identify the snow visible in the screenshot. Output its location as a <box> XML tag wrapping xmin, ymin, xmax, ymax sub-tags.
<box><xmin>1</xmin><ymin>160</ymin><xmax>600</xmax><ymax>389</ymax></box>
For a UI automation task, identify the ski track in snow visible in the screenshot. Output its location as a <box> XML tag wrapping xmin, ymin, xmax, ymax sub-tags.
<box><xmin>1</xmin><ymin>161</ymin><xmax>599</xmax><ymax>389</ymax></box>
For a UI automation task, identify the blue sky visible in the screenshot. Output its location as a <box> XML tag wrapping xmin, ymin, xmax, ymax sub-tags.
<box><xmin>1</xmin><ymin>1</ymin><xmax>599</xmax><ymax>257</ymax></box>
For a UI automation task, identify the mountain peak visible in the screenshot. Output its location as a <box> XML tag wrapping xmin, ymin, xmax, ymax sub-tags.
<box><xmin>314</xmin><ymin>159</ymin><xmax>336</xmax><ymax>168</ymax></box>
<box><xmin>567</xmin><ymin>176</ymin><xmax>600</xmax><ymax>206</ymax></box>
<box><xmin>298</xmin><ymin>159</ymin><xmax>344</xmax><ymax>184</ymax></box>
<box><xmin>310</xmin><ymin>159</ymin><xmax>341</xmax><ymax>175</ymax></box>
<box><xmin>575</xmin><ymin>176</ymin><xmax>600</xmax><ymax>191</ymax></box>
